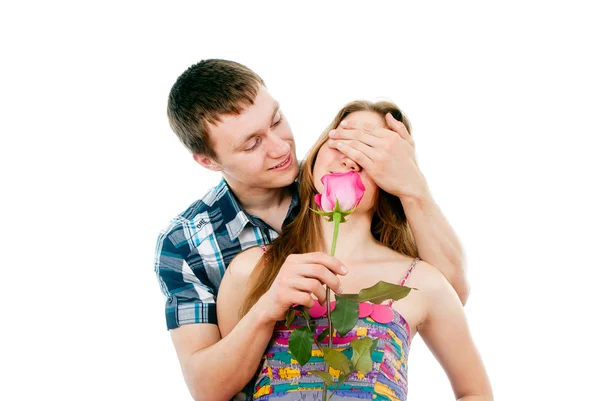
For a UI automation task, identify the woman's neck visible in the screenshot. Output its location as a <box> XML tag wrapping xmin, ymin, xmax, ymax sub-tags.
<box><xmin>319</xmin><ymin>211</ymin><xmax>379</xmax><ymax>262</ymax></box>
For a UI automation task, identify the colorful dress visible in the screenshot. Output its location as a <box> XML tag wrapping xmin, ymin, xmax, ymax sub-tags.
<box><xmin>252</xmin><ymin>253</ymin><xmax>420</xmax><ymax>401</ymax></box>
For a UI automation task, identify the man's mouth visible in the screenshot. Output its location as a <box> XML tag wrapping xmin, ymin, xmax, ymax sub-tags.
<box><xmin>269</xmin><ymin>155</ymin><xmax>291</xmax><ymax>170</ymax></box>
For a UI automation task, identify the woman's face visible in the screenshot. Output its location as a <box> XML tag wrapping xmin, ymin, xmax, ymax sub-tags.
<box><xmin>312</xmin><ymin>110</ymin><xmax>385</xmax><ymax>213</ymax></box>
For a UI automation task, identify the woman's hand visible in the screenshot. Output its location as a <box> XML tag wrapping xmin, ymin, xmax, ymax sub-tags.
<box><xmin>256</xmin><ymin>251</ymin><xmax>347</xmax><ymax>323</ymax></box>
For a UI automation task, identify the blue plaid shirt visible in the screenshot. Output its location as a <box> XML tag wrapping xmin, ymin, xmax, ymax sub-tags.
<box><xmin>154</xmin><ymin>178</ymin><xmax>300</xmax><ymax>329</ymax></box>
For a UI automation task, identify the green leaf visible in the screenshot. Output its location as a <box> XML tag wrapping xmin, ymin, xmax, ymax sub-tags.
<box><xmin>369</xmin><ymin>338</ymin><xmax>379</xmax><ymax>355</ymax></box>
<box><xmin>323</xmin><ymin>348</ymin><xmax>351</xmax><ymax>375</ymax></box>
<box><xmin>350</xmin><ymin>338</ymin><xmax>374</xmax><ymax>374</ymax></box>
<box><xmin>289</xmin><ymin>327</ymin><xmax>313</xmax><ymax>366</ymax></box>
<box><xmin>317</xmin><ymin>328</ymin><xmax>331</xmax><ymax>343</ymax></box>
<box><xmin>285</xmin><ymin>308</ymin><xmax>296</xmax><ymax>329</ymax></box>
<box><xmin>297</xmin><ymin>306</ymin><xmax>312</xmax><ymax>325</ymax></box>
<box><xmin>307</xmin><ymin>370</ymin><xmax>335</xmax><ymax>386</ymax></box>
<box><xmin>357</xmin><ymin>281</ymin><xmax>413</xmax><ymax>304</ymax></box>
<box><xmin>337</xmin><ymin>373</ymin><xmax>349</xmax><ymax>385</ymax></box>
<box><xmin>330</xmin><ymin>294</ymin><xmax>358</xmax><ymax>337</ymax></box>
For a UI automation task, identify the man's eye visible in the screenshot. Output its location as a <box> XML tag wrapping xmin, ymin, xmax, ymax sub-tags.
<box><xmin>246</xmin><ymin>137</ymin><xmax>261</xmax><ymax>152</ymax></box>
<box><xmin>272</xmin><ymin>113</ymin><xmax>282</xmax><ymax>127</ymax></box>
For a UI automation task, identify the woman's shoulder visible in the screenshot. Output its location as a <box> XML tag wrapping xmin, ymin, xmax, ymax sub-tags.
<box><xmin>227</xmin><ymin>245</ymin><xmax>267</xmax><ymax>278</ymax></box>
<box><xmin>408</xmin><ymin>259</ymin><xmax>457</xmax><ymax>298</ymax></box>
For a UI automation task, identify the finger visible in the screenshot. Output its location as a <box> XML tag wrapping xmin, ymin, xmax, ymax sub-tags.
<box><xmin>329</xmin><ymin>128</ymin><xmax>382</xmax><ymax>146</ymax></box>
<box><xmin>328</xmin><ymin>139</ymin><xmax>376</xmax><ymax>170</ymax></box>
<box><xmin>385</xmin><ymin>113</ymin><xmax>415</xmax><ymax>147</ymax></box>
<box><xmin>289</xmin><ymin>290</ymin><xmax>315</xmax><ymax>309</ymax></box>
<box><xmin>299</xmin><ymin>252</ymin><xmax>348</xmax><ymax>275</ymax></box>
<box><xmin>293</xmin><ymin>263</ymin><xmax>343</xmax><ymax>294</ymax></box>
<box><xmin>339</xmin><ymin>119</ymin><xmax>376</xmax><ymax>133</ymax></box>
<box><xmin>289</xmin><ymin>278</ymin><xmax>327</xmax><ymax>304</ymax></box>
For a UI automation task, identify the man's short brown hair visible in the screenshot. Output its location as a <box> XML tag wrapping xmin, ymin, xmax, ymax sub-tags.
<box><xmin>167</xmin><ymin>59</ymin><xmax>265</xmax><ymax>160</ymax></box>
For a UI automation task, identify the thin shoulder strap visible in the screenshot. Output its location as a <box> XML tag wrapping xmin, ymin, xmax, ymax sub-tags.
<box><xmin>400</xmin><ymin>256</ymin><xmax>420</xmax><ymax>286</ymax></box>
<box><xmin>260</xmin><ymin>244</ymin><xmax>267</xmax><ymax>253</ymax></box>
<box><xmin>386</xmin><ymin>256</ymin><xmax>420</xmax><ymax>306</ymax></box>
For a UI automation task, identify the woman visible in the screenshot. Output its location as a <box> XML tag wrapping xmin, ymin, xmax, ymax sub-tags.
<box><xmin>217</xmin><ymin>101</ymin><xmax>492</xmax><ymax>400</ymax></box>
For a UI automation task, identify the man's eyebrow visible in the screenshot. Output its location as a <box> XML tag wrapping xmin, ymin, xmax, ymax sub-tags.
<box><xmin>235</xmin><ymin>102</ymin><xmax>281</xmax><ymax>148</ymax></box>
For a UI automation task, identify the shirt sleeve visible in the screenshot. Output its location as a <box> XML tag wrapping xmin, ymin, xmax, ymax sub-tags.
<box><xmin>154</xmin><ymin>223</ymin><xmax>218</xmax><ymax>329</ymax></box>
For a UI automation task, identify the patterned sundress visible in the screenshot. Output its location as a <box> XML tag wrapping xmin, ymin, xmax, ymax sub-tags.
<box><xmin>252</xmin><ymin>252</ymin><xmax>420</xmax><ymax>401</ymax></box>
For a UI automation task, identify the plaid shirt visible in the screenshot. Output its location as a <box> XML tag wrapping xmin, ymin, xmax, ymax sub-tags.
<box><xmin>154</xmin><ymin>178</ymin><xmax>300</xmax><ymax>329</ymax></box>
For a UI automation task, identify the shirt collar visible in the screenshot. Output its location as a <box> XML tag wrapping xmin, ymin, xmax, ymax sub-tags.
<box><xmin>216</xmin><ymin>178</ymin><xmax>300</xmax><ymax>241</ymax></box>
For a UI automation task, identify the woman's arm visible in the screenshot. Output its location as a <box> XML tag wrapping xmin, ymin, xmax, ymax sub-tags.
<box><xmin>416</xmin><ymin>263</ymin><xmax>492</xmax><ymax>400</ymax></box>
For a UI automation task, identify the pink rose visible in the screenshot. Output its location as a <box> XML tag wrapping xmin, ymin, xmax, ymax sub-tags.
<box><xmin>314</xmin><ymin>171</ymin><xmax>366</xmax><ymax>212</ymax></box>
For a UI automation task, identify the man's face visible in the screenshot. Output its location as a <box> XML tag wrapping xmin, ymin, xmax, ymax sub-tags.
<box><xmin>200</xmin><ymin>86</ymin><xmax>300</xmax><ymax>191</ymax></box>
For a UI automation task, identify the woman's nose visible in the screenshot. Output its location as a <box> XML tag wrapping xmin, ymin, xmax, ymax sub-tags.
<box><xmin>341</xmin><ymin>156</ymin><xmax>361</xmax><ymax>172</ymax></box>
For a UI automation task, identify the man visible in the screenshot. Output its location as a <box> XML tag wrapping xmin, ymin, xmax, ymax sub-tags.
<box><xmin>155</xmin><ymin>59</ymin><xmax>469</xmax><ymax>400</ymax></box>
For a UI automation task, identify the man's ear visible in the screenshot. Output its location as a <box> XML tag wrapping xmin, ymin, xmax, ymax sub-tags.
<box><xmin>193</xmin><ymin>153</ymin><xmax>223</xmax><ymax>172</ymax></box>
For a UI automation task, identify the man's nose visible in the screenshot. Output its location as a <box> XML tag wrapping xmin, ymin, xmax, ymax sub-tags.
<box><xmin>267</xmin><ymin>133</ymin><xmax>290</xmax><ymax>157</ymax></box>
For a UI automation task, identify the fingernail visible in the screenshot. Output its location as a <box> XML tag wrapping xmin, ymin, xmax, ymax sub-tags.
<box><xmin>341</xmin><ymin>265</ymin><xmax>348</xmax><ymax>274</ymax></box>
<box><xmin>338</xmin><ymin>285</ymin><xmax>344</xmax><ymax>294</ymax></box>
<box><xmin>340</xmin><ymin>121</ymin><xmax>347</xmax><ymax>127</ymax></box>
<box><xmin>328</xmin><ymin>139</ymin><xmax>335</xmax><ymax>146</ymax></box>
<box><xmin>329</xmin><ymin>129</ymin><xmax>336</xmax><ymax>137</ymax></box>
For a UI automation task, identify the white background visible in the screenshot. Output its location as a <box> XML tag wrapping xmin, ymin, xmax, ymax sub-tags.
<box><xmin>1</xmin><ymin>1</ymin><xmax>598</xmax><ymax>400</ymax></box>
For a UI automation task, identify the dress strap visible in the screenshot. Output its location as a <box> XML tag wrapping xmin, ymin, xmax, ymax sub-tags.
<box><xmin>386</xmin><ymin>256</ymin><xmax>420</xmax><ymax>306</ymax></box>
<box><xmin>400</xmin><ymin>256</ymin><xmax>420</xmax><ymax>286</ymax></box>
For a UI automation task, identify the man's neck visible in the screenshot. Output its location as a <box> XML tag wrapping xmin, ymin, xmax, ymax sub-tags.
<box><xmin>225</xmin><ymin>178</ymin><xmax>292</xmax><ymax>219</ymax></box>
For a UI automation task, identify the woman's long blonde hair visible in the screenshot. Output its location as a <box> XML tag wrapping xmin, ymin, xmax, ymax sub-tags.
<box><xmin>240</xmin><ymin>100</ymin><xmax>418</xmax><ymax>316</ymax></box>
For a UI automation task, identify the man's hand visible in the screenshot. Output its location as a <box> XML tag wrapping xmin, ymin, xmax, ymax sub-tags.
<box><xmin>256</xmin><ymin>252</ymin><xmax>347</xmax><ymax>323</ymax></box>
<box><xmin>327</xmin><ymin>113</ymin><xmax>429</xmax><ymax>200</ymax></box>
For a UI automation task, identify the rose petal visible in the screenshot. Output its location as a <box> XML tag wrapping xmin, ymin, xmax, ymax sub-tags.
<box><xmin>314</xmin><ymin>194</ymin><xmax>322</xmax><ymax>209</ymax></box>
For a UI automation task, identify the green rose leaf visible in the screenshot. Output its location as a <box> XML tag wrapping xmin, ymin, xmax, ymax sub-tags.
<box><xmin>289</xmin><ymin>327</ymin><xmax>313</xmax><ymax>366</ymax></box>
<box><xmin>292</xmin><ymin>305</ymin><xmax>311</xmax><ymax>325</ymax></box>
<box><xmin>316</xmin><ymin>328</ymin><xmax>331</xmax><ymax>343</ymax></box>
<box><xmin>307</xmin><ymin>370</ymin><xmax>335</xmax><ymax>386</ymax></box>
<box><xmin>331</xmin><ymin>294</ymin><xmax>358</xmax><ymax>337</ymax></box>
<box><xmin>323</xmin><ymin>348</ymin><xmax>351</xmax><ymax>375</ymax></box>
<box><xmin>338</xmin><ymin>373</ymin><xmax>349</xmax><ymax>385</ymax></box>
<box><xmin>350</xmin><ymin>338</ymin><xmax>374</xmax><ymax>374</ymax></box>
<box><xmin>357</xmin><ymin>281</ymin><xmax>413</xmax><ymax>304</ymax></box>
<box><xmin>369</xmin><ymin>338</ymin><xmax>379</xmax><ymax>355</ymax></box>
<box><xmin>285</xmin><ymin>308</ymin><xmax>296</xmax><ymax>329</ymax></box>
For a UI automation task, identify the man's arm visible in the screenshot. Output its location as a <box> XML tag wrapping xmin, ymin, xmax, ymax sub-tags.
<box><xmin>170</xmin><ymin>305</ymin><xmax>275</xmax><ymax>401</ymax></box>
<box><xmin>155</xmin><ymin>230</ymin><xmax>272</xmax><ymax>400</ymax></box>
<box><xmin>169</xmin><ymin>247</ymin><xmax>276</xmax><ymax>401</ymax></box>
<box><xmin>328</xmin><ymin>113</ymin><xmax>469</xmax><ymax>304</ymax></box>
<box><xmin>401</xmin><ymin>191</ymin><xmax>469</xmax><ymax>304</ymax></box>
